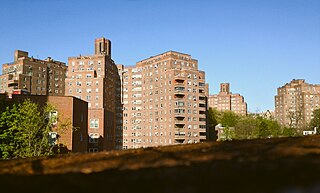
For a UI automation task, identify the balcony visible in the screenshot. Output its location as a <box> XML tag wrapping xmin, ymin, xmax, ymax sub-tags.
<box><xmin>199</xmin><ymin>110</ymin><xmax>206</xmax><ymax>115</ymax></box>
<box><xmin>8</xmin><ymin>81</ymin><xmax>18</xmax><ymax>87</ymax></box>
<box><xmin>174</xmin><ymin>110</ymin><xmax>185</xmax><ymax>118</ymax></box>
<box><xmin>175</xmin><ymin>82</ymin><xmax>185</xmax><ymax>86</ymax></box>
<box><xmin>199</xmin><ymin>100</ymin><xmax>206</xmax><ymax>105</ymax></box>
<box><xmin>199</xmin><ymin>82</ymin><xmax>206</xmax><ymax>87</ymax></box>
<box><xmin>174</xmin><ymin>87</ymin><xmax>185</xmax><ymax>93</ymax></box>
<box><xmin>199</xmin><ymin>91</ymin><xmax>206</xmax><ymax>97</ymax></box>
<box><xmin>199</xmin><ymin>128</ymin><xmax>206</xmax><ymax>133</ymax></box>
<box><xmin>175</xmin><ymin>132</ymin><xmax>186</xmax><ymax>140</ymax></box>
<box><xmin>175</xmin><ymin>139</ymin><xmax>185</xmax><ymax>144</ymax></box>
<box><xmin>174</xmin><ymin>74</ymin><xmax>185</xmax><ymax>81</ymax></box>
<box><xmin>174</xmin><ymin>93</ymin><xmax>185</xmax><ymax>99</ymax></box>
<box><xmin>199</xmin><ymin>114</ymin><xmax>206</xmax><ymax>118</ymax></box>
<box><xmin>8</xmin><ymin>82</ymin><xmax>18</xmax><ymax>88</ymax></box>
<box><xmin>174</xmin><ymin>118</ymin><xmax>185</xmax><ymax>124</ymax></box>
<box><xmin>174</xmin><ymin>77</ymin><xmax>185</xmax><ymax>84</ymax></box>
<box><xmin>199</xmin><ymin>96</ymin><xmax>206</xmax><ymax>101</ymax></box>
<box><xmin>199</xmin><ymin>103</ymin><xmax>206</xmax><ymax>108</ymax></box>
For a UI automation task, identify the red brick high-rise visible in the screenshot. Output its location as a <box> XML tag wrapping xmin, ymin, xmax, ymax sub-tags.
<box><xmin>208</xmin><ymin>83</ymin><xmax>247</xmax><ymax>115</ymax></box>
<box><xmin>0</xmin><ymin>50</ymin><xmax>67</xmax><ymax>96</ymax></box>
<box><xmin>275</xmin><ymin>79</ymin><xmax>320</xmax><ymax>129</ymax></box>
<box><xmin>118</xmin><ymin>51</ymin><xmax>208</xmax><ymax>149</ymax></box>
<box><xmin>65</xmin><ymin>37</ymin><xmax>121</xmax><ymax>152</ymax></box>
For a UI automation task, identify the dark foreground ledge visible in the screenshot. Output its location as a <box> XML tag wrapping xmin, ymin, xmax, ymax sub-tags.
<box><xmin>0</xmin><ymin>136</ymin><xmax>320</xmax><ymax>193</ymax></box>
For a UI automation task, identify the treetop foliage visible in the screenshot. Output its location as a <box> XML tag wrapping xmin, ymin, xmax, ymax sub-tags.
<box><xmin>207</xmin><ymin>108</ymin><xmax>302</xmax><ymax>141</ymax></box>
<box><xmin>0</xmin><ymin>99</ymin><xmax>57</xmax><ymax>159</ymax></box>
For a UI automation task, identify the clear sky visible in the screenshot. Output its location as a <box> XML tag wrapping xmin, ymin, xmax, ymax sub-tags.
<box><xmin>0</xmin><ymin>0</ymin><xmax>319</xmax><ymax>112</ymax></box>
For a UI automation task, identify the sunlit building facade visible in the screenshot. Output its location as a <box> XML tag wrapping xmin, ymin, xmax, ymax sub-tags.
<box><xmin>120</xmin><ymin>51</ymin><xmax>207</xmax><ymax>149</ymax></box>
<box><xmin>208</xmin><ymin>83</ymin><xmax>247</xmax><ymax>115</ymax></box>
<box><xmin>65</xmin><ymin>37</ymin><xmax>121</xmax><ymax>152</ymax></box>
<box><xmin>275</xmin><ymin>79</ymin><xmax>320</xmax><ymax>129</ymax></box>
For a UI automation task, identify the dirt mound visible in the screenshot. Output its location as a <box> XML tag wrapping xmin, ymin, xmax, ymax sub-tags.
<box><xmin>1</xmin><ymin>136</ymin><xmax>320</xmax><ymax>193</ymax></box>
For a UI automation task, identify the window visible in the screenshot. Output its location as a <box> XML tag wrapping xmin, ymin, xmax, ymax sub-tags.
<box><xmin>48</xmin><ymin>132</ymin><xmax>58</xmax><ymax>146</ymax></box>
<box><xmin>90</xmin><ymin>119</ymin><xmax>99</xmax><ymax>128</ymax></box>
<box><xmin>48</xmin><ymin>111</ymin><xmax>58</xmax><ymax>125</ymax></box>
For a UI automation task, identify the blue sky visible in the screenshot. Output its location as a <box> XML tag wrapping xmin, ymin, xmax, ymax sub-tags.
<box><xmin>0</xmin><ymin>0</ymin><xmax>319</xmax><ymax>112</ymax></box>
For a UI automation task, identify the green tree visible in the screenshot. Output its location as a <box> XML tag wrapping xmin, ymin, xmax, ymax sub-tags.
<box><xmin>266</xmin><ymin>119</ymin><xmax>282</xmax><ymax>137</ymax></box>
<box><xmin>281</xmin><ymin>127</ymin><xmax>297</xmax><ymax>137</ymax></box>
<box><xmin>219</xmin><ymin>126</ymin><xmax>235</xmax><ymax>141</ymax></box>
<box><xmin>207</xmin><ymin>108</ymin><xmax>220</xmax><ymax>140</ymax></box>
<box><xmin>220</xmin><ymin>111</ymin><xmax>239</xmax><ymax>127</ymax></box>
<box><xmin>310</xmin><ymin>109</ymin><xmax>320</xmax><ymax>134</ymax></box>
<box><xmin>0</xmin><ymin>99</ymin><xmax>53</xmax><ymax>158</ymax></box>
<box><xmin>234</xmin><ymin>116</ymin><xmax>256</xmax><ymax>140</ymax></box>
<box><xmin>254</xmin><ymin>117</ymin><xmax>272</xmax><ymax>139</ymax></box>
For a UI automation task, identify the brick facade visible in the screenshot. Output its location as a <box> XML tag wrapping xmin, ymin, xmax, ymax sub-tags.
<box><xmin>275</xmin><ymin>79</ymin><xmax>320</xmax><ymax>129</ymax></box>
<box><xmin>8</xmin><ymin>95</ymin><xmax>88</xmax><ymax>153</ymax></box>
<box><xmin>119</xmin><ymin>51</ymin><xmax>207</xmax><ymax>149</ymax></box>
<box><xmin>0</xmin><ymin>50</ymin><xmax>67</xmax><ymax>97</ymax></box>
<box><xmin>65</xmin><ymin>37</ymin><xmax>121</xmax><ymax>152</ymax></box>
<box><xmin>208</xmin><ymin>83</ymin><xmax>247</xmax><ymax>115</ymax></box>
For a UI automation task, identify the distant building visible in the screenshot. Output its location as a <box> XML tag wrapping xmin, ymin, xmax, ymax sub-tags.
<box><xmin>208</xmin><ymin>83</ymin><xmax>247</xmax><ymax>115</ymax></box>
<box><xmin>4</xmin><ymin>94</ymin><xmax>88</xmax><ymax>153</ymax></box>
<box><xmin>119</xmin><ymin>51</ymin><xmax>207</xmax><ymax>149</ymax></box>
<box><xmin>250</xmin><ymin>110</ymin><xmax>275</xmax><ymax>120</ymax></box>
<box><xmin>275</xmin><ymin>79</ymin><xmax>320</xmax><ymax>129</ymax></box>
<box><xmin>0</xmin><ymin>50</ymin><xmax>67</xmax><ymax>97</ymax></box>
<box><xmin>65</xmin><ymin>37</ymin><xmax>121</xmax><ymax>152</ymax></box>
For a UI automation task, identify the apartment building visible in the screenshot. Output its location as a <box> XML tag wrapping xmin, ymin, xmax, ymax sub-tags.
<box><xmin>275</xmin><ymin>79</ymin><xmax>320</xmax><ymax>129</ymax></box>
<box><xmin>65</xmin><ymin>37</ymin><xmax>121</xmax><ymax>152</ymax></box>
<box><xmin>0</xmin><ymin>50</ymin><xmax>67</xmax><ymax>96</ymax></box>
<box><xmin>208</xmin><ymin>83</ymin><xmax>247</xmax><ymax>115</ymax></box>
<box><xmin>120</xmin><ymin>51</ymin><xmax>207</xmax><ymax>150</ymax></box>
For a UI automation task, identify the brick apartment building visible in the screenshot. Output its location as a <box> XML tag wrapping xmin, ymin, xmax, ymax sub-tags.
<box><xmin>0</xmin><ymin>50</ymin><xmax>67</xmax><ymax>96</ymax></box>
<box><xmin>2</xmin><ymin>94</ymin><xmax>88</xmax><ymax>153</ymax></box>
<box><xmin>65</xmin><ymin>37</ymin><xmax>121</xmax><ymax>152</ymax></box>
<box><xmin>118</xmin><ymin>51</ymin><xmax>207</xmax><ymax>149</ymax></box>
<box><xmin>115</xmin><ymin>64</ymin><xmax>125</xmax><ymax>150</ymax></box>
<box><xmin>275</xmin><ymin>79</ymin><xmax>320</xmax><ymax>129</ymax></box>
<box><xmin>208</xmin><ymin>83</ymin><xmax>247</xmax><ymax>115</ymax></box>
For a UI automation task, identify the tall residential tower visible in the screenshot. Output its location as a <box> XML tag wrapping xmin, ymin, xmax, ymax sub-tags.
<box><xmin>65</xmin><ymin>37</ymin><xmax>121</xmax><ymax>152</ymax></box>
<box><xmin>275</xmin><ymin>79</ymin><xmax>320</xmax><ymax>129</ymax></box>
<box><xmin>119</xmin><ymin>51</ymin><xmax>207</xmax><ymax>149</ymax></box>
<box><xmin>208</xmin><ymin>83</ymin><xmax>247</xmax><ymax>115</ymax></box>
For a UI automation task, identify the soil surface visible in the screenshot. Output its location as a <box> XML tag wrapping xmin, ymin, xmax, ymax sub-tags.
<box><xmin>1</xmin><ymin>136</ymin><xmax>320</xmax><ymax>193</ymax></box>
